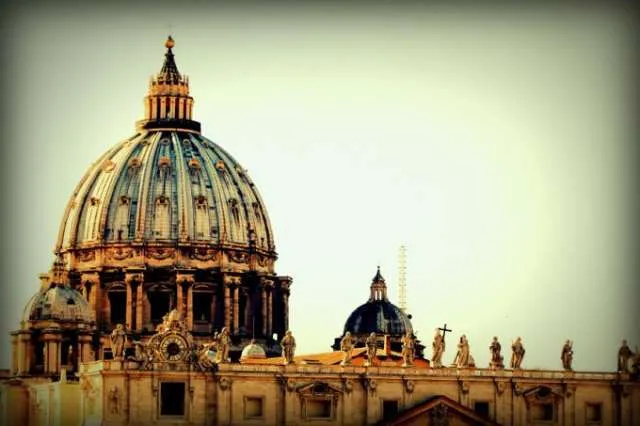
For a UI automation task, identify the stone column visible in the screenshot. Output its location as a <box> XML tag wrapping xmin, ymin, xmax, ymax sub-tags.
<box><xmin>232</xmin><ymin>286</ymin><xmax>239</xmax><ymax>334</ymax></box>
<box><xmin>186</xmin><ymin>285</ymin><xmax>193</xmax><ymax>330</ymax></box>
<box><xmin>224</xmin><ymin>284</ymin><xmax>231</xmax><ymax>330</ymax></box>
<box><xmin>283</xmin><ymin>293</ymin><xmax>289</xmax><ymax>332</ymax></box>
<box><xmin>177</xmin><ymin>272</ymin><xmax>195</xmax><ymax>329</ymax></box>
<box><xmin>82</xmin><ymin>272</ymin><xmax>100</xmax><ymax>323</ymax></box>
<box><xmin>261</xmin><ymin>288</ymin><xmax>267</xmax><ymax>336</ymax></box>
<box><xmin>79</xmin><ymin>334</ymin><xmax>93</xmax><ymax>363</ymax></box>
<box><xmin>42</xmin><ymin>332</ymin><xmax>61</xmax><ymax>375</ymax></box>
<box><xmin>267</xmin><ymin>290</ymin><xmax>273</xmax><ymax>337</ymax></box>
<box><xmin>125</xmin><ymin>271</ymin><xmax>144</xmax><ymax>331</ymax></box>
<box><xmin>136</xmin><ymin>284</ymin><xmax>143</xmax><ymax>331</ymax></box>
<box><xmin>17</xmin><ymin>332</ymin><xmax>32</xmax><ymax>375</ymax></box>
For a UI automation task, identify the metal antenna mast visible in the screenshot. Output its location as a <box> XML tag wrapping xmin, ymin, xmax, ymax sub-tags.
<box><xmin>398</xmin><ymin>245</ymin><xmax>407</xmax><ymax>312</ymax></box>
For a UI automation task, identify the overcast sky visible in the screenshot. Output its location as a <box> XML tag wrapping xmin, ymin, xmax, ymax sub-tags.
<box><xmin>1</xmin><ymin>2</ymin><xmax>637</xmax><ymax>371</ymax></box>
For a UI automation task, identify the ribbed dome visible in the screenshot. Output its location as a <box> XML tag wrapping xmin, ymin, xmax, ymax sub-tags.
<box><xmin>343</xmin><ymin>300</ymin><xmax>413</xmax><ymax>336</ymax></box>
<box><xmin>23</xmin><ymin>285</ymin><xmax>94</xmax><ymax>324</ymax></box>
<box><xmin>56</xmin><ymin>130</ymin><xmax>274</xmax><ymax>251</ymax></box>
<box><xmin>54</xmin><ymin>37</ymin><xmax>277</xmax><ymax>273</ymax></box>
<box><xmin>341</xmin><ymin>267</ymin><xmax>413</xmax><ymax>336</ymax></box>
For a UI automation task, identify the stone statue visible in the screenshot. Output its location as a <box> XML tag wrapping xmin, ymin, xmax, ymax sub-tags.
<box><xmin>340</xmin><ymin>332</ymin><xmax>354</xmax><ymax>366</ymax></box>
<box><xmin>110</xmin><ymin>324</ymin><xmax>127</xmax><ymax>359</ymax></box>
<box><xmin>489</xmin><ymin>336</ymin><xmax>504</xmax><ymax>369</ymax></box>
<box><xmin>401</xmin><ymin>333</ymin><xmax>416</xmax><ymax>367</ymax></box>
<box><xmin>453</xmin><ymin>335</ymin><xmax>473</xmax><ymax>368</ymax></box>
<box><xmin>365</xmin><ymin>332</ymin><xmax>377</xmax><ymax>367</ymax></box>
<box><xmin>215</xmin><ymin>327</ymin><xmax>231</xmax><ymax>364</ymax></box>
<box><xmin>431</xmin><ymin>329</ymin><xmax>445</xmax><ymax>368</ymax></box>
<box><xmin>561</xmin><ymin>340</ymin><xmax>573</xmax><ymax>371</ymax></box>
<box><xmin>618</xmin><ymin>339</ymin><xmax>634</xmax><ymax>373</ymax></box>
<box><xmin>511</xmin><ymin>337</ymin><xmax>525</xmax><ymax>369</ymax></box>
<box><xmin>281</xmin><ymin>330</ymin><xmax>296</xmax><ymax>365</ymax></box>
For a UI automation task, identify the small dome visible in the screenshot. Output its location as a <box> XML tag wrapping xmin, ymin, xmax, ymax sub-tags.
<box><xmin>23</xmin><ymin>285</ymin><xmax>94</xmax><ymax>324</ymax></box>
<box><xmin>343</xmin><ymin>300</ymin><xmax>413</xmax><ymax>336</ymax></box>
<box><xmin>341</xmin><ymin>267</ymin><xmax>413</xmax><ymax>336</ymax></box>
<box><xmin>240</xmin><ymin>339</ymin><xmax>266</xmax><ymax>361</ymax></box>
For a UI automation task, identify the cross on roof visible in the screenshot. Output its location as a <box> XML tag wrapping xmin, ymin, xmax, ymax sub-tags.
<box><xmin>438</xmin><ymin>323</ymin><xmax>452</xmax><ymax>342</ymax></box>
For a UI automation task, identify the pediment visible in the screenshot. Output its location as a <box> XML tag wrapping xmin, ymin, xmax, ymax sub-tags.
<box><xmin>522</xmin><ymin>385</ymin><xmax>564</xmax><ymax>405</ymax></box>
<box><xmin>296</xmin><ymin>381</ymin><xmax>343</xmax><ymax>397</ymax></box>
<box><xmin>384</xmin><ymin>394</ymin><xmax>500</xmax><ymax>426</ymax></box>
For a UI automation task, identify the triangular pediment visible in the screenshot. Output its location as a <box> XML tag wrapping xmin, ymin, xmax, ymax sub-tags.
<box><xmin>296</xmin><ymin>381</ymin><xmax>343</xmax><ymax>396</ymax></box>
<box><xmin>383</xmin><ymin>394</ymin><xmax>501</xmax><ymax>426</ymax></box>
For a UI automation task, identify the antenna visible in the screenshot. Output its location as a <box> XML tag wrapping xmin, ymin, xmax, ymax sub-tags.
<box><xmin>398</xmin><ymin>245</ymin><xmax>407</xmax><ymax>312</ymax></box>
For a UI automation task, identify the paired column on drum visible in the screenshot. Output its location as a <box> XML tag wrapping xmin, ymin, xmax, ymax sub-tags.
<box><xmin>222</xmin><ymin>274</ymin><xmax>241</xmax><ymax>334</ymax></box>
<box><xmin>124</xmin><ymin>270</ymin><xmax>144</xmax><ymax>331</ymax></box>
<box><xmin>260</xmin><ymin>278</ymin><xmax>274</xmax><ymax>338</ymax></box>
<box><xmin>176</xmin><ymin>271</ymin><xmax>195</xmax><ymax>329</ymax></box>
<box><xmin>81</xmin><ymin>271</ymin><xmax>101</xmax><ymax>325</ymax></box>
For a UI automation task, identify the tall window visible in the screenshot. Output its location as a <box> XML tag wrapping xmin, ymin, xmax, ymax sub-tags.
<box><xmin>382</xmin><ymin>400</ymin><xmax>399</xmax><ymax>421</ymax></box>
<box><xmin>154</xmin><ymin>196</ymin><xmax>170</xmax><ymax>238</ymax></box>
<box><xmin>114</xmin><ymin>196</ymin><xmax>130</xmax><ymax>240</ymax></box>
<box><xmin>194</xmin><ymin>196</ymin><xmax>209</xmax><ymax>239</ymax></box>
<box><xmin>149</xmin><ymin>292</ymin><xmax>170</xmax><ymax>324</ymax></box>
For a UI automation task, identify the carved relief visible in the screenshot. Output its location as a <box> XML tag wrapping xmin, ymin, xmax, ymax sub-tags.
<box><xmin>77</xmin><ymin>250</ymin><xmax>96</xmax><ymax>262</ymax></box>
<box><xmin>458</xmin><ymin>380</ymin><xmax>470</xmax><ymax>394</ymax></box>
<box><xmin>147</xmin><ymin>248</ymin><xmax>175</xmax><ymax>260</ymax></box>
<box><xmin>108</xmin><ymin>247</ymin><xmax>134</xmax><ymax>261</ymax></box>
<box><xmin>362</xmin><ymin>378</ymin><xmax>377</xmax><ymax>393</ymax></box>
<box><xmin>494</xmin><ymin>380</ymin><xmax>506</xmax><ymax>395</ymax></box>
<box><xmin>430</xmin><ymin>403</ymin><xmax>449</xmax><ymax>426</ymax></box>
<box><xmin>404</xmin><ymin>379</ymin><xmax>415</xmax><ymax>393</ymax></box>
<box><xmin>228</xmin><ymin>250</ymin><xmax>248</xmax><ymax>264</ymax></box>
<box><xmin>80</xmin><ymin>376</ymin><xmax>97</xmax><ymax>415</ymax></box>
<box><xmin>257</xmin><ymin>254</ymin><xmax>270</xmax><ymax>267</ymax></box>
<box><xmin>102</xmin><ymin>160</ymin><xmax>116</xmax><ymax>172</ymax></box>
<box><xmin>342</xmin><ymin>378</ymin><xmax>353</xmax><ymax>394</ymax></box>
<box><xmin>190</xmin><ymin>247</ymin><xmax>219</xmax><ymax>261</ymax></box>
<box><xmin>218</xmin><ymin>377</ymin><xmax>232</xmax><ymax>391</ymax></box>
<box><xmin>107</xmin><ymin>386</ymin><xmax>121</xmax><ymax>414</ymax></box>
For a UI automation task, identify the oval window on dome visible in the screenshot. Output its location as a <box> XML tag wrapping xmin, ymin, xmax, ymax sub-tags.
<box><xmin>159</xmin><ymin>138</ymin><xmax>170</xmax><ymax>146</ymax></box>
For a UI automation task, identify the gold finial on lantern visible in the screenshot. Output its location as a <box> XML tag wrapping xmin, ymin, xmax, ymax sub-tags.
<box><xmin>165</xmin><ymin>35</ymin><xmax>175</xmax><ymax>49</ymax></box>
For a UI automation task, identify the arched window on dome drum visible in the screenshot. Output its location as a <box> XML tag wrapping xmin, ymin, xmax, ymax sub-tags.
<box><xmin>192</xmin><ymin>292</ymin><xmax>213</xmax><ymax>334</ymax></box>
<box><xmin>148</xmin><ymin>286</ymin><xmax>173</xmax><ymax>327</ymax></box>
<box><xmin>109</xmin><ymin>291</ymin><xmax>126</xmax><ymax>326</ymax></box>
<box><xmin>114</xmin><ymin>196</ymin><xmax>131</xmax><ymax>241</ymax></box>
<box><xmin>194</xmin><ymin>196</ymin><xmax>210</xmax><ymax>240</ymax></box>
<box><xmin>154</xmin><ymin>196</ymin><xmax>171</xmax><ymax>238</ymax></box>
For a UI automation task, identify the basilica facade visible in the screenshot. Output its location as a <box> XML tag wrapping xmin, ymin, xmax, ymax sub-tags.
<box><xmin>1</xmin><ymin>37</ymin><xmax>639</xmax><ymax>426</ymax></box>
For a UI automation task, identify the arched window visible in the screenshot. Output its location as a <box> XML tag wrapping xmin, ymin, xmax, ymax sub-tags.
<box><xmin>194</xmin><ymin>195</ymin><xmax>209</xmax><ymax>239</ymax></box>
<box><xmin>114</xmin><ymin>196</ymin><xmax>130</xmax><ymax>241</ymax></box>
<box><xmin>154</xmin><ymin>196</ymin><xmax>171</xmax><ymax>238</ymax></box>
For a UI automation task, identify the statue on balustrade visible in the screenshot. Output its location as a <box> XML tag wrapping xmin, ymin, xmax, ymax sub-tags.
<box><xmin>489</xmin><ymin>336</ymin><xmax>504</xmax><ymax>369</ymax></box>
<box><xmin>365</xmin><ymin>332</ymin><xmax>377</xmax><ymax>367</ymax></box>
<box><xmin>340</xmin><ymin>332</ymin><xmax>354</xmax><ymax>366</ymax></box>
<box><xmin>511</xmin><ymin>337</ymin><xmax>525</xmax><ymax>369</ymax></box>
<box><xmin>561</xmin><ymin>340</ymin><xmax>574</xmax><ymax>371</ymax></box>
<box><xmin>110</xmin><ymin>324</ymin><xmax>127</xmax><ymax>360</ymax></box>
<box><xmin>281</xmin><ymin>330</ymin><xmax>296</xmax><ymax>365</ymax></box>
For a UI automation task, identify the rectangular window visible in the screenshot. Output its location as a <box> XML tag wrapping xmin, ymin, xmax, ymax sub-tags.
<box><xmin>305</xmin><ymin>399</ymin><xmax>332</xmax><ymax>419</ymax></box>
<box><xmin>531</xmin><ymin>403</ymin><xmax>554</xmax><ymax>421</ymax></box>
<box><xmin>474</xmin><ymin>401</ymin><xmax>490</xmax><ymax>418</ymax></box>
<box><xmin>586</xmin><ymin>403</ymin><xmax>602</xmax><ymax>423</ymax></box>
<box><xmin>160</xmin><ymin>382</ymin><xmax>185</xmax><ymax>416</ymax></box>
<box><xmin>244</xmin><ymin>397</ymin><xmax>264</xmax><ymax>419</ymax></box>
<box><xmin>382</xmin><ymin>400</ymin><xmax>399</xmax><ymax>421</ymax></box>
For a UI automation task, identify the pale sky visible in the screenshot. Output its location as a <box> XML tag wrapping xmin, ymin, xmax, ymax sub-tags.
<box><xmin>1</xmin><ymin>2</ymin><xmax>638</xmax><ymax>371</ymax></box>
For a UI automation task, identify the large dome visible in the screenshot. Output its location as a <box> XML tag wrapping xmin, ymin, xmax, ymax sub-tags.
<box><xmin>55</xmin><ymin>36</ymin><xmax>277</xmax><ymax>274</ymax></box>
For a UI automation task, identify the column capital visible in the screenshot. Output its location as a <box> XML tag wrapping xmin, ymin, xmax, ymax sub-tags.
<box><xmin>124</xmin><ymin>270</ymin><xmax>144</xmax><ymax>284</ymax></box>
<box><xmin>223</xmin><ymin>274</ymin><xmax>241</xmax><ymax>286</ymax></box>
<box><xmin>81</xmin><ymin>271</ymin><xmax>101</xmax><ymax>286</ymax></box>
<box><xmin>41</xmin><ymin>332</ymin><xmax>62</xmax><ymax>342</ymax></box>
<box><xmin>176</xmin><ymin>271</ymin><xmax>195</xmax><ymax>285</ymax></box>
